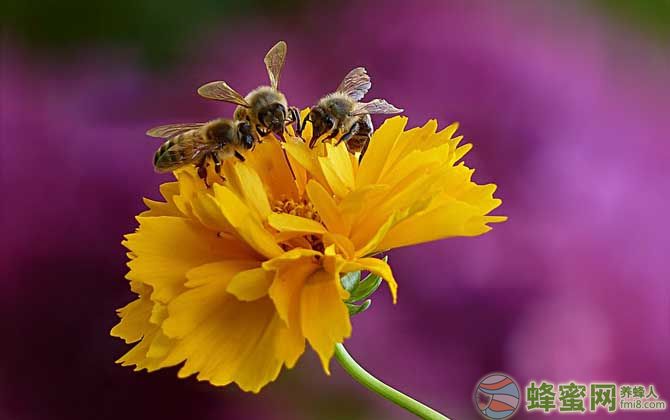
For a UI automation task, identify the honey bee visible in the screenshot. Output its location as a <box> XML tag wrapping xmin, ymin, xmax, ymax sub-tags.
<box><xmin>197</xmin><ymin>41</ymin><xmax>299</xmax><ymax>140</ymax></box>
<box><xmin>146</xmin><ymin>118</ymin><xmax>255</xmax><ymax>186</ymax></box>
<box><xmin>303</xmin><ymin>67</ymin><xmax>402</xmax><ymax>157</ymax></box>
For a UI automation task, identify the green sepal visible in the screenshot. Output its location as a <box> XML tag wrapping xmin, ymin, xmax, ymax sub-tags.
<box><xmin>346</xmin><ymin>299</ymin><xmax>372</xmax><ymax>316</ymax></box>
<box><xmin>347</xmin><ymin>272</ymin><xmax>382</xmax><ymax>303</ymax></box>
<box><xmin>340</xmin><ymin>271</ymin><xmax>361</xmax><ymax>293</ymax></box>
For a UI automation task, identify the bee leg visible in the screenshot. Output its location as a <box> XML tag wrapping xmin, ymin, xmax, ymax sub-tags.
<box><xmin>197</xmin><ymin>164</ymin><xmax>209</xmax><ymax>187</ymax></box>
<box><xmin>309</xmin><ymin>130</ymin><xmax>323</xmax><ymax>149</ymax></box>
<box><xmin>234</xmin><ymin>151</ymin><xmax>246</xmax><ymax>162</ymax></box>
<box><xmin>288</xmin><ymin>107</ymin><xmax>301</xmax><ymax>130</ymax></box>
<box><xmin>323</xmin><ymin>120</ymin><xmax>344</xmax><ymax>144</ymax></box>
<box><xmin>323</xmin><ymin>129</ymin><xmax>339</xmax><ymax>144</ymax></box>
<box><xmin>195</xmin><ymin>155</ymin><xmax>211</xmax><ymax>187</ymax></box>
<box><xmin>358</xmin><ymin>137</ymin><xmax>371</xmax><ymax>164</ymax></box>
<box><xmin>211</xmin><ymin>152</ymin><xmax>225</xmax><ymax>181</ymax></box>
<box><xmin>300</xmin><ymin>115</ymin><xmax>309</xmax><ymax>138</ymax></box>
<box><xmin>336</xmin><ymin>122</ymin><xmax>360</xmax><ymax>146</ymax></box>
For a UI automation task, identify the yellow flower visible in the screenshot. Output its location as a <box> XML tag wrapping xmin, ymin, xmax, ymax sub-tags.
<box><xmin>111</xmin><ymin>113</ymin><xmax>506</xmax><ymax>392</ymax></box>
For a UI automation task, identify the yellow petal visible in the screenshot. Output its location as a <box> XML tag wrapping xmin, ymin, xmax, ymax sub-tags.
<box><xmin>124</xmin><ymin>216</ymin><xmax>237</xmax><ymax>302</ymax></box>
<box><xmin>230</xmin><ymin>163</ymin><xmax>272</xmax><ymax>221</ymax></box>
<box><xmin>268</xmin><ymin>258</ymin><xmax>319</xmax><ymax>326</ymax></box>
<box><xmin>145</xmin><ymin>330</ymin><xmax>173</xmax><ymax>359</ymax></box>
<box><xmin>306</xmin><ymin>180</ymin><xmax>346</xmax><ymax>234</ymax></box>
<box><xmin>158</xmin><ymin>181</ymin><xmax>180</xmax><ymax>201</ymax></box>
<box><xmin>381</xmin><ymin>119</ymin><xmax>438</xmax><ymax>180</ymax></box>
<box><xmin>112</xmin><ymin>294</ymin><xmax>176</xmax><ymax>372</ymax></box>
<box><xmin>340</xmin><ymin>257</ymin><xmax>398</xmax><ymax>304</ymax></box>
<box><xmin>379</xmin><ymin>200</ymin><xmax>505</xmax><ymax>250</ymax></box>
<box><xmin>319</xmin><ymin>156</ymin><xmax>349</xmax><ymax>198</ymax></box>
<box><xmin>318</xmin><ymin>143</ymin><xmax>354</xmax><ymax>198</ymax></box>
<box><xmin>185</xmin><ymin>260</ymin><xmax>259</xmax><ymax>288</ymax></box>
<box><xmin>300</xmin><ymin>269</ymin><xmax>351</xmax><ymax>374</ymax></box>
<box><xmin>299</xmin><ymin>108</ymin><xmax>313</xmax><ymax>140</ymax></box>
<box><xmin>110</xmin><ymin>296</ymin><xmax>153</xmax><ymax>344</ymax></box>
<box><xmin>323</xmin><ymin>232</ymin><xmax>355</xmax><ymax>259</ymax></box>
<box><xmin>212</xmin><ymin>184</ymin><xmax>284</xmax><ymax>258</ymax></box>
<box><xmin>284</xmin><ymin>137</ymin><xmax>329</xmax><ymax>187</ymax></box>
<box><xmin>189</xmin><ymin>191</ymin><xmax>234</xmax><ymax>232</ymax></box>
<box><xmin>321</xmin><ymin>244</ymin><xmax>341</xmax><ymax>276</ymax></box>
<box><xmin>353</xmin><ymin>211</ymin><xmax>398</xmax><ymax>257</ymax></box>
<box><xmin>161</xmin><ymin>273</ymin><xmax>303</xmax><ymax>392</ymax></box>
<box><xmin>351</xmin><ymin>170</ymin><xmax>441</xmax><ymax>248</ymax></box>
<box><xmin>149</xmin><ymin>302</ymin><xmax>168</xmax><ymax>325</ymax></box>
<box><xmin>267</xmin><ymin>213</ymin><xmax>327</xmax><ymax>234</ymax></box>
<box><xmin>272</xmin><ymin>312</ymin><xmax>305</xmax><ymax>369</ymax></box>
<box><xmin>244</xmin><ymin>139</ymin><xmax>300</xmax><ymax>200</ymax></box>
<box><xmin>171</xmin><ymin>169</ymin><xmax>209</xmax><ymax>217</ymax></box>
<box><xmin>139</xmin><ymin>178</ymin><xmax>182</xmax><ymax>218</ymax></box>
<box><xmin>140</xmin><ymin>197</ymin><xmax>180</xmax><ymax>217</ymax></box>
<box><xmin>227</xmin><ymin>267</ymin><xmax>273</xmax><ymax>301</ymax></box>
<box><xmin>356</xmin><ymin>116</ymin><xmax>407</xmax><ymax>188</ymax></box>
<box><xmin>262</xmin><ymin>248</ymin><xmax>322</xmax><ymax>271</ymax></box>
<box><xmin>338</xmin><ymin>184</ymin><xmax>389</xmax><ymax>235</ymax></box>
<box><xmin>231</xmin><ymin>313</ymin><xmax>304</xmax><ymax>391</ymax></box>
<box><xmin>380</xmin><ymin>142</ymin><xmax>451</xmax><ymax>188</ymax></box>
<box><xmin>116</xmin><ymin>327</ymin><xmax>170</xmax><ymax>372</ymax></box>
<box><xmin>452</xmin><ymin>142</ymin><xmax>472</xmax><ymax>164</ymax></box>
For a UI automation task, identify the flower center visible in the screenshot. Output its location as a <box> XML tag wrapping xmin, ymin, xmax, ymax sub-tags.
<box><xmin>272</xmin><ymin>198</ymin><xmax>324</xmax><ymax>252</ymax></box>
<box><xmin>272</xmin><ymin>198</ymin><xmax>322</xmax><ymax>223</ymax></box>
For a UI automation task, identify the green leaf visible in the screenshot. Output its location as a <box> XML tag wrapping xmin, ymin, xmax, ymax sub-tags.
<box><xmin>346</xmin><ymin>299</ymin><xmax>372</xmax><ymax>316</ymax></box>
<box><xmin>347</xmin><ymin>272</ymin><xmax>382</xmax><ymax>303</ymax></box>
<box><xmin>340</xmin><ymin>271</ymin><xmax>361</xmax><ymax>293</ymax></box>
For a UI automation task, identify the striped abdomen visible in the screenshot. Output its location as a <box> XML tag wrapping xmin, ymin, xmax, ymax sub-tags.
<box><xmin>153</xmin><ymin>137</ymin><xmax>197</xmax><ymax>173</ymax></box>
<box><xmin>153</xmin><ymin>138</ymin><xmax>175</xmax><ymax>167</ymax></box>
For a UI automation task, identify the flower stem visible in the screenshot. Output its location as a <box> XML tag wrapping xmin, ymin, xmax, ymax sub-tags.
<box><xmin>334</xmin><ymin>343</ymin><xmax>450</xmax><ymax>420</ymax></box>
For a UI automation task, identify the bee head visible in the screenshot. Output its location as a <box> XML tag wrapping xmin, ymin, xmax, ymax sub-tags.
<box><xmin>308</xmin><ymin>106</ymin><xmax>335</xmax><ymax>140</ymax></box>
<box><xmin>259</xmin><ymin>103</ymin><xmax>287</xmax><ymax>135</ymax></box>
<box><xmin>237</xmin><ymin>121</ymin><xmax>255</xmax><ymax>150</ymax></box>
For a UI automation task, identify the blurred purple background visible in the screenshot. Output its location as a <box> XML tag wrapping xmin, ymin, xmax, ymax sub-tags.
<box><xmin>2</xmin><ymin>1</ymin><xmax>668</xmax><ymax>419</ymax></box>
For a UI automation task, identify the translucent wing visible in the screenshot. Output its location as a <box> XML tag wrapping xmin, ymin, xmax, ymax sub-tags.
<box><xmin>153</xmin><ymin>132</ymin><xmax>214</xmax><ymax>172</ymax></box>
<box><xmin>197</xmin><ymin>81</ymin><xmax>250</xmax><ymax>107</ymax></box>
<box><xmin>336</xmin><ymin>67</ymin><xmax>371</xmax><ymax>101</ymax></box>
<box><xmin>146</xmin><ymin>122</ymin><xmax>205</xmax><ymax>138</ymax></box>
<box><xmin>352</xmin><ymin>99</ymin><xmax>403</xmax><ymax>116</ymax></box>
<box><xmin>264</xmin><ymin>41</ymin><xmax>287</xmax><ymax>89</ymax></box>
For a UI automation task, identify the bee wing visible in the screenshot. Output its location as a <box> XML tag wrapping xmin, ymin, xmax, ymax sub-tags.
<box><xmin>351</xmin><ymin>99</ymin><xmax>403</xmax><ymax>116</ymax></box>
<box><xmin>197</xmin><ymin>81</ymin><xmax>250</xmax><ymax>107</ymax></box>
<box><xmin>154</xmin><ymin>132</ymin><xmax>214</xmax><ymax>172</ymax></box>
<box><xmin>336</xmin><ymin>67</ymin><xmax>371</xmax><ymax>101</ymax></box>
<box><xmin>146</xmin><ymin>122</ymin><xmax>206</xmax><ymax>138</ymax></box>
<box><xmin>264</xmin><ymin>41</ymin><xmax>287</xmax><ymax>89</ymax></box>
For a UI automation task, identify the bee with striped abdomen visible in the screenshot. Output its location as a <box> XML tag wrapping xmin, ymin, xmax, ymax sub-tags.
<box><xmin>146</xmin><ymin>118</ymin><xmax>255</xmax><ymax>186</ymax></box>
<box><xmin>197</xmin><ymin>41</ymin><xmax>300</xmax><ymax>141</ymax></box>
<box><xmin>303</xmin><ymin>67</ymin><xmax>402</xmax><ymax>158</ymax></box>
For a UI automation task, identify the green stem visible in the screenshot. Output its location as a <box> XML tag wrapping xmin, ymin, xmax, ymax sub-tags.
<box><xmin>334</xmin><ymin>343</ymin><xmax>450</xmax><ymax>420</ymax></box>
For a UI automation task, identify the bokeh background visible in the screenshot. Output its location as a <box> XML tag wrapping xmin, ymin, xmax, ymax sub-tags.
<box><xmin>2</xmin><ymin>0</ymin><xmax>669</xmax><ymax>419</ymax></box>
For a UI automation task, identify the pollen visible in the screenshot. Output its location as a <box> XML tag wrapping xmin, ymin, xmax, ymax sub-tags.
<box><xmin>272</xmin><ymin>198</ymin><xmax>322</xmax><ymax>223</ymax></box>
<box><xmin>272</xmin><ymin>198</ymin><xmax>324</xmax><ymax>252</ymax></box>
